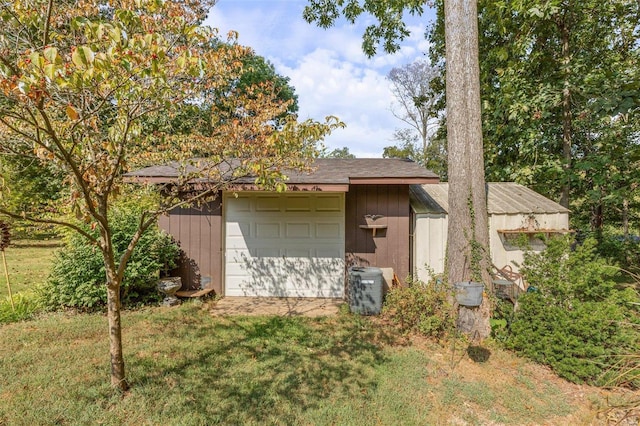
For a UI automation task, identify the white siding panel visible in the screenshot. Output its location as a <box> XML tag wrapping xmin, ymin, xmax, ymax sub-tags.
<box><xmin>490</xmin><ymin>212</ymin><xmax>569</xmax><ymax>272</ymax></box>
<box><xmin>414</xmin><ymin>210</ymin><xmax>570</xmax><ymax>282</ymax></box>
<box><xmin>413</xmin><ymin>213</ymin><xmax>448</xmax><ymax>283</ymax></box>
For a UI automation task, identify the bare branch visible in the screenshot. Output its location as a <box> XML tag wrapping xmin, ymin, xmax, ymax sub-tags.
<box><xmin>0</xmin><ymin>208</ymin><xmax>97</xmax><ymax>244</ymax></box>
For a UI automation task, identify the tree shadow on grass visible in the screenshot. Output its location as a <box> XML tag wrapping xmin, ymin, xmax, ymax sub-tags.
<box><xmin>127</xmin><ymin>313</ymin><xmax>402</xmax><ymax>424</ymax></box>
<box><xmin>467</xmin><ymin>345</ymin><xmax>491</xmax><ymax>363</ymax></box>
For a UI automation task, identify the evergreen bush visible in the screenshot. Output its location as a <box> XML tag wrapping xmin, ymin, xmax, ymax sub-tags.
<box><xmin>40</xmin><ymin>204</ymin><xmax>180</xmax><ymax>311</ymax></box>
<box><xmin>504</xmin><ymin>236</ymin><xmax>640</xmax><ymax>386</ymax></box>
<box><xmin>596</xmin><ymin>231</ymin><xmax>640</xmax><ymax>273</ymax></box>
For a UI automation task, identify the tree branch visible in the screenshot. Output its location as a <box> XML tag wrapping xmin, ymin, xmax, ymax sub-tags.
<box><xmin>0</xmin><ymin>208</ymin><xmax>97</xmax><ymax>244</ymax></box>
<box><xmin>34</xmin><ymin>105</ymin><xmax>104</xmax><ymax>224</ymax></box>
<box><xmin>115</xmin><ymin>211</ymin><xmax>158</xmax><ymax>283</ymax></box>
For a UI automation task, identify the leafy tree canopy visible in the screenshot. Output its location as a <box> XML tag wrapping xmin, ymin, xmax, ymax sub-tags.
<box><xmin>304</xmin><ymin>0</ymin><xmax>428</xmax><ymax>57</ymax></box>
<box><xmin>428</xmin><ymin>0</ymin><xmax>640</xmax><ymax>230</ymax></box>
<box><xmin>0</xmin><ymin>0</ymin><xmax>341</xmax><ymax>390</ymax></box>
<box><xmin>320</xmin><ymin>146</ymin><xmax>356</xmax><ymax>158</ymax></box>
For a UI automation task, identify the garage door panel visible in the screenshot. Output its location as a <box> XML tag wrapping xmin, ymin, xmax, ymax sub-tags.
<box><xmin>285</xmin><ymin>196</ymin><xmax>312</xmax><ymax>212</ymax></box>
<box><xmin>315</xmin><ymin>223</ymin><xmax>342</xmax><ymax>238</ymax></box>
<box><xmin>283</xmin><ymin>257</ymin><xmax>344</xmax><ymax>276</ymax></box>
<box><xmin>286</xmin><ymin>222</ymin><xmax>312</xmax><ymax>238</ymax></box>
<box><xmin>226</xmin><ymin>221</ymin><xmax>250</xmax><ymax>237</ymax></box>
<box><xmin>284</xmin><ymin>247</ymin><xmax>312</xmax><ymax>258</ymax></box>
<box><xmin>225</xmin><ymin>192</ymin><xmax>345</xmax><ymax>298</ymax></box>
<box><xmin>255</xmin><ymin>222</ymin><xmax>281</xmax><ymax>238</ymax></box>
<box><xmin>229</xmin><ymin>196</ymin><xmax>251</xmax><ymax>213</ymax></box>
<box><xmin>256</xmin><ymin>247</ymin><xmax>281</xmax><ymax>257</ymax></box>
<box><xmin>315</xmin><ymin>247</ymin><xmax>343</xmax><ymax>258</ymax></box>
<box><xmin>255</xmin><ymin>195</ymin><xmax>281</xmax><ymax>212</ymax></box>
<box><xmin>226</xmin><ymin>276</ymin><xmax>278</xmax><ymax>297</ymax></box>
<box><xmin>226</xmin><ymin>236</ymin><xmax>248</xmax><ymax>250</ymax></box>
<box><xmin>316</xmin><ymin>195</ymin><xmax>342</xmax><ymax>212</ymax></box>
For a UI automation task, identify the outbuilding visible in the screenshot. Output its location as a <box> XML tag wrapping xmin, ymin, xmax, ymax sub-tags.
<box><xmin>128</xmin><ymin>158</ymin><xmax>438</xmax><ymax>298</ymax></box>
<box><xmin>410</xmin><ymin>182</ymin><xmax>570</xmax><ymax>283</ymax></box>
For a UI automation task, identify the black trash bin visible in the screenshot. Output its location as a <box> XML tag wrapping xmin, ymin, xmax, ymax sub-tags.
<box><xmin>348</xmin><ymin>266</ymin><xmax>384</xmax><ymax>315</ymax></box>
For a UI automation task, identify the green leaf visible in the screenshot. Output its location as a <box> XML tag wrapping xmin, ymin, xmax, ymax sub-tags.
<box><xmin>96</xmin><ymin>24</ymin><xmax>105</xmax><ymax>39</ymax></box>
<box><xmin>528</xmin><ymin>7</ymin><xmax>543</xmax><ymax>18</ymax></box>
<box><xmin>176</xmin><ymin>54</ymin><xmax>186</xmax><ymax>69</ymax></box>
<box><xmin>70</xmin><ymin>16</ymin><xmax>89</xmax><ymax>30</ymax></box>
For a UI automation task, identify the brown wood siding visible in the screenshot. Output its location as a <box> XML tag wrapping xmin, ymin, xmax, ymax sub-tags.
<box><xmin>158</xmin><ymin>197</ymin><xmax>223</xmax><ymax>294</ymax></box>
<box><xmin>345</xmin><ymin>185</ymin><xmax>411</xmax><ymax>280</ymax></box>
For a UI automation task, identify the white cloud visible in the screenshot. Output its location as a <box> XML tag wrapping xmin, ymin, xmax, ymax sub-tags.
<box><xmin>276</xmin><ymin>48</ymin><xmax>398</xmax><ymax>157</ymax></box>
<box><xmin>205</xmin><ymin>0</ymin><xmax>436</xmax><ymax>157</ymax></box>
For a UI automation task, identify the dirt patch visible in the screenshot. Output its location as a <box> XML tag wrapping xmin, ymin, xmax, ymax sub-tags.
<box><xmin>406</xmin><ymin>335</ymin><xmax>639</xmax><ymax>425</ymax></box>
<box><xmin>209</xmin><ymin>297</ymin><xmax>344</xmax><ymax>317</ymax></box>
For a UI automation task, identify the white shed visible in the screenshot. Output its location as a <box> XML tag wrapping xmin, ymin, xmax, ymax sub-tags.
<box><xmin>410</xmin><ymin>182</ymin><xmax>570</xmax><ymax>283</ymax></box>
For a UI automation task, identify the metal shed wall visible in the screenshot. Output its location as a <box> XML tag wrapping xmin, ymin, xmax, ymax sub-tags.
<box><xmin>489</xmin><ymin>212</ymin><xmax>569</xmax><ymax>270</ymax></box>
<box><xmin>411</xmin><ymin>183</ymin><xmax>570</xmax><ymax>283</ymax></box>
<box><xmin>412</xmin><ymin>212</ymin><xmax>448</xmax><ymax>282</ymax></box>
<box><xmin>345</xmin><ymin>184</ymin><xmax>411</xmax><ymax>280</ymax></box>
<box><xmin>413</xmin><ymin>211</ymin><xmax>569</xmax><ymax>283</ymax></box>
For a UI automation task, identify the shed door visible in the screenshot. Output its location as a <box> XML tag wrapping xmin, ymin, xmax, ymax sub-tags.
<box><xmin>224</xmin><ymin>192</ymin><xmax>345</xmax><ymax>297</ymax></box>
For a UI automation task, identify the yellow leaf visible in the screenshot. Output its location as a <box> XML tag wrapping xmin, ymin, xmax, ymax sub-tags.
<box><xmin>43</xmin><ymin>47</ymin><xmax>58</xmax><ymax>63</ymax></box>
<box><xmin>66</xmin><ymin>105</ymin><xmax>79</xmax><ymax>120</ymax></box>
<box><xmin>29</xmin><ymin>51</ymin><xmax>41</xmax><ymax>67</ymax></box>
<box><xmin>44</xmin><ymin>64</ymin><xmax>56</xmax><ymax>80</ymax></box>
<box><xmin>72</xmin><ymin>46</ymin><xmax>94</xmax><ymax>68</ymax></box>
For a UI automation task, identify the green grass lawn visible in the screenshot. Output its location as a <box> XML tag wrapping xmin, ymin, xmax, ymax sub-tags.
<box><xmin>0</xmin><ymin>302</ymin><xmax>608</xmax><ymax>425</ymax></box>
<box><xmin>0</xmin><ymin>240</ymin><xmax>58</xmax><ymax>298</ymax></box>
<box><xmin>0</xmin><ymin>241</ymin><xmax>631</xmax><ymax>424</ymax></box>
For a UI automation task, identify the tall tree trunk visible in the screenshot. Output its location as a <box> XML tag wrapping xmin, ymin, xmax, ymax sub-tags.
<box><xmin>422</xmin><ymin>120</ymin><xmax>429</xmax><ymax>154</ymax></box>
<box><xmin>622</xmin><ymin>198</ymin><xmax>629</xmax><ymax>239</ymax></box>
<box><xmin>591</xmin><ymin>202</ymin><xmax>604</xmax><ymax>240</ymax></box>
<box><xmin>444</xmin><ymin>0</ymin><xmax>491</xmax><ymax>339</ymax></box>
<box><xmin>107</xmin><ymin>276</ymin><xmax>128</xmax><ymax>391</ymax></box>
<box><xmin>98</xmin><ymin>210</ymin><xmax>129</xmax><ymax>391</ymax></box>
<box><xmin>102</xmin><ymin>227</ymin><xmax>129</xmax><ymax>392</ymax></box>
<box><xmin>559</xmin><ymin>19</ymin><xmax>572</xmax><ymax>209</ymax></box>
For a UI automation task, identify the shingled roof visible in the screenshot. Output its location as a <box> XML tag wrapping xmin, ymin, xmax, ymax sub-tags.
<box><xmin>127</xmin><ymin>158</ymin><xmax>438</xmax><ymax>185</ymax></box>
<box><xmin>410</xmin><ymin>182</ymin><xmax>569</xmax><ymax>215</ymax></box>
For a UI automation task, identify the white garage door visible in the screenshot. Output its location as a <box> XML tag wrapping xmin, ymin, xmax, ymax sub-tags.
<box><xmin>224</xmin><ymin>192</ymin><xmax>345</xmax><ymax>297</ymax></box>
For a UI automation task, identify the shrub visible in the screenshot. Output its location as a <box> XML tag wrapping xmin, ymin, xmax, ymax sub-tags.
<box><xmin>490</xmin><ymin>298</ymin><xmax>514</xmax><ymax>342</ymax></box>
<box><xmin>503</xmin><ymin>236</ymin><xmax>640</xmax><ymax>386</ymax></box>
<box><xmin>0</xmin><ymin>292</ymin><xmax>41</xmax><ymax>324</ymax></box>
<box><xmin>382</xmin><ymin>280</ymin><xmax>454</xmax><ymax>338</ymax></box>
<box><xmin>40</xmin><ymin>204</ymin><xmax>180</xmax><ymax>311</ymax></box>
<box><xmin>596</xmin><ymin>231</ymin><xmax>640</xmax><ymax>273</ymax></box>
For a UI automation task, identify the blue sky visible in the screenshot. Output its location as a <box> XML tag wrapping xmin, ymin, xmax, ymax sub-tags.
<box><xmin>205</xmin><ymin>1</ymin><xmax>437</xmax><ymax>157</ymax></box>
